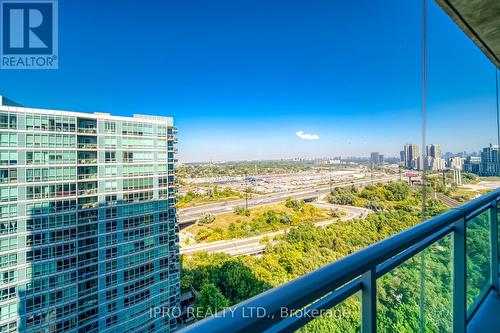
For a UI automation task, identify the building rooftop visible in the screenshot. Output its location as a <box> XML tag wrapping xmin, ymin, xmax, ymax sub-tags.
<box><xmin>0</xmin><ymin>95</ymin><xmax>174</xmax><ymax>126</ymax></box>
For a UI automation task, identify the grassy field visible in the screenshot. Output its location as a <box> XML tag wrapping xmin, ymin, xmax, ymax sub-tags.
<box><xmin>449</xmin><ymin>189</ymin><xmax>478</xmax><ymax>202</ymax></box>
<box><xmin>474</xmin><ymin>176</ymin><xmax>500</xmax><ymax>183</ymax></box>
<box><xmin>185</xmin><ymin>201</ymin><xmax>335</xmax><ymax>243</ymax></box>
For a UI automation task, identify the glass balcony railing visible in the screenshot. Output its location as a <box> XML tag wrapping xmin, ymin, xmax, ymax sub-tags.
<box><xmin>78</xmin><ymin>158</ymin><xmax>98</xmax><ymax>165</ymax></box>
<box><xmin>78</xmin><ymin>188</ymin><xmax>98</xmax><ymax>196</ymax></box>
<box><xmin>78</xmin><ymin>174</ymin><xmax>98</xmax><ymax>180</ymax></box>
<box><xmin>77</xmin><ymin>143</ymin><xmax>98</xmax><ymax>149</ymax></box>
<box><xmin>78</xmin><ymin>201</ymin><xmax>98</xmax><ymax>210</ymax></box>
<box><xmin>180</xmin><ymin>189</ymin><xmax>500</xmax><ymax>333</ymax></box>
<box><xmin>77</xmin><ymin>127</ymin><xmax>97</xmax><ymax>134</ymax></box>
<box><xmin>167</xmin><ymin>147</ymin><xmax>178</xmax><ymax>154</ymax></box>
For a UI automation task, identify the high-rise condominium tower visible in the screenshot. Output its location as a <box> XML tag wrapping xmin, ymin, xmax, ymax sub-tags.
<box><xmin>0</xmin><ymin>96</ymin><xmax>179</xmax><ymax>333</ymax></box>
<box><xmin>480</xmin><ymin>144</ymin><xmax>500</xmax><ymax>176</ymax></box>
<box><xmin>403</xmin><ymin>144</ymin><xmax>419</xmax><ymax>169</ymax></box>
<box><xmin>425</xmin><ymin>144</ymin><xmax>441</xmax><ymax>159</ymax></box>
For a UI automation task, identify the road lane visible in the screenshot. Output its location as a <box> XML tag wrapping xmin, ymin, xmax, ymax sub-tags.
<box><xmin>180</xmin><ymin>202</ymin><xmax>370</xmax><ymax>256</ymax></box>
<box><xmin>178</xmin><ymin>175</ymin><xmax>397</xmax><ymax>225</ymax></box>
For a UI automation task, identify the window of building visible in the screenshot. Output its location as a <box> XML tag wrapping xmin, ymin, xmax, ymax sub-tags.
<box><xmin>105</xmin><ymin>151</ymin><xmax>116</xmax><ymax>163</ymax></box>
<box><xmin>104</xmin><ymin>121</ymin><xmax>116</xmax><ymax>134</ymax></box>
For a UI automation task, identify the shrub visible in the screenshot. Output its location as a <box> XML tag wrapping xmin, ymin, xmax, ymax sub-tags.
<box><xmin>285</xmin><ymin>198</ymin><xmax>303</xmax><ymax>211</ymax></box>
<box><xmin>234</xmin><ymin>206</ymin><xmax>251</xmax><ymax>216</ymax></box>
<box><xmin>265</xmin><ymin>211</ymin><xmax>278</xmax><ymax>224</ymax></box>
<box><xmin>365</xmin><ymin>198</ymin><xmax>384</xmax><ymax>211</ymax></box>
<box><xmin>330</xmin><ymin>209</ymin><xmax>341</xmax><ymax>218</ymax></box>
<box><xmin>195</xmin><ymin>228</ymin><xmax>210</xmax><ymax>242</ymax></box>
<box><xmin>280</xmin><ymin>213</ymin><xmax>293</xmax><ymax>225</ymax></box>
<box><xmin>198</xmin><ymin>213</ymin><xmax>216</xmax><ymax>225</ymax></box>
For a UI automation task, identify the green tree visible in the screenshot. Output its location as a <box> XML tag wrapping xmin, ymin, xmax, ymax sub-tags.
<box><xmin>195</xmin><ymin>283</ymin><xmax>229</xmax><ymax>318</ymax></box>
<box><xmin>385</xmin><ymin>182</ymin><xmax>410</xmax><ymax>201</ymax></box>
<box><xmin>285</xmin><ymin>198</ymin><xmax>304</xmax><ymax>211</ymax></box>
<box><xmin>327</xmin><ymin>188</ymin><xmax>355</xmax><ymax>205</ymax></box>
<box><xmin>365</xmin><ymin>198</ymin><xmax>384</xmax><ymax>211</ymax></box>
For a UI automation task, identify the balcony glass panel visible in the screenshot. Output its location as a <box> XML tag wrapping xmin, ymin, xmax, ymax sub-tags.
<box><xmin>296</xmin><ymin>292</ymin><xmax>361</xmax><ymax>333</ymax></box>
<box><xmin>498</xmin><ymin>202</ymin><xmax>500</xmax><ymax>274</ymax></box>
<box><xmin>466</xmin><ymin>209</ymin><xmax>491</xmax><ymax>311</ymax></box>
<box><xmin>377</xmin><ymin>233</ymin><xmax>452</xmax><ymax>332</ymax></box>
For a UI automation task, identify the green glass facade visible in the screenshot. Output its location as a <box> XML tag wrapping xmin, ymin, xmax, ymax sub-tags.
<box><xmin>0</xmin><ymin>98</ymin><xmax>179</xmax><ymax>333</ymax></box>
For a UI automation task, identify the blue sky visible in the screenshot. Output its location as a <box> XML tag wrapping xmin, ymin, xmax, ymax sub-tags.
<box><xmin>0</xmin><ymin>0</ymin><xmax>498</xmax><ymax>162</ymax></box>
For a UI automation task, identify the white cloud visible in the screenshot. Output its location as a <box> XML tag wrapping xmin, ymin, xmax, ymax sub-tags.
<box><xmin>295</xmin><ymin>131</ymin><xmax>319</xmax><ymax>140</ymax></box>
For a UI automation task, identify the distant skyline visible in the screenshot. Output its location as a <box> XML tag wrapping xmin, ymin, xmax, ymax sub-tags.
<box><xmin>0</xmin><ymin>0</ymin><xmax>498</xmax><ymax>162</ymax></box>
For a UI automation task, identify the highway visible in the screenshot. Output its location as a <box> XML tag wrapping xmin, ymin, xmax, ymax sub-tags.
<box><xmin>178</xmin><ymin>175</ymin><xmax>398</xmax><ymax>226</ymax></box>
<box><xmin>180</xmin><ymin>202</ymin><xmax>370</xmax><ymax>256</ymax></box>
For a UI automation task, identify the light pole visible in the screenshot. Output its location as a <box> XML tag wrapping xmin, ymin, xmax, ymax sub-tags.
<box><xmin>254</xmin><ymin>163</ymin><xmax>258</xmax><ymax>192</ymax></box>
<box><xmin>329</xmin><ymin>164</ymin><xmax>332</xmax><ymax>193</ymax></box>
<box><xmin>244</xmin><ymin>172</ymin><xmax>248</xmax><ymax>210</ymax></box>
<box><xmin>371</xmin><ymin>162</ymin><xmax>374</xmax><ymax>185</ymax></box>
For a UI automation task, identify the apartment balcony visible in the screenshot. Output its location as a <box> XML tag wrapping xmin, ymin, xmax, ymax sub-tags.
<box><xmin>78</xmin><ymin>202</ymin><xmax>98</xmax><ymax>210</ymax></box>
<box><xmin>78</xmin><ymin>189</ymin><xmax>98</xmax><ymax>196</ymax></box>
<box><xmin>78</xmin><ymin>173</ymin><xmax>98</xmax><ymax>180</ymax></box>
<box><xmin>77</xmin><ymin>118</ymin><xmax>97</xmax><ymax>135</ymax></box>
<box><xmin>78</xmin><ymin>158</ymin><xmax>98</xmax><ymax>165</ymax></box>
<box><xmin>78</xmin><ymin>166</ymin><xmax>98</xmax><ymax>180</ymax></box>
<box><xmin>78</xmin><ymin>196</ymin><xmax>98</xmax><ymax>210</ymax></box>
<box><xmin>78</xmin><ymin>152</ymin><xmax>98</xmax><ymax>165</ymax></box>
<box><xmin>167</xmin><ymin>146</ymin><xmax>179</xmax><ymax>154</ymax></box>
<box><xmin>77</xmin><ymin>127</ymin><xmax>97</xmax><ymax>134</ymax></box>
<box><xmin>78</xmin><ymin>184</ymin><xmax>98</xmax><ymax>196</ymax></box>
<box><xmin>181</xmin><ymin>189</ymin><xmax>500</xmax><ymax>333</ymax></box>
<box><xmin>77</xmin><ymin>143</ymin><xmax>98</xmax><ymax>150</ymax></box>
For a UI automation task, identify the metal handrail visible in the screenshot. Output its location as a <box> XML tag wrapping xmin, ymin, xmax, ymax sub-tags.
<box><xmin>181</xmin><ymin>188</ymin><xmax>500</xmax><ymax>333</ymax></box>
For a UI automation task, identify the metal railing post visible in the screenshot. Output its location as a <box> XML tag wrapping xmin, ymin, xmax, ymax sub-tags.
<box><xmin>362</xmin><ymin>268</ymin><xmax>376</xmax><ymax>333</ymax></box>
<box><xmin>453</xmin><ymin>216</ymin><xmax>466</xmax><ymax>333</ymax></box>
<box><xmin>491</xmin><ymin>201</ymin><xmax>499</xmax><ymax>295</ymax></box>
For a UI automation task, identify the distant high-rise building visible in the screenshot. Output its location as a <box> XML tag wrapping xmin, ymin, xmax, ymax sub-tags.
<box><xmin>426</xmin><ymin>144</ymin><xmax>441</xmax><ymax>159</ymax></box>
<box><xmin>412</xmin><ymin>156</ymin><xmax>424</xmax><ymax>170</ymax></box>
<box><xmin>403</xmin><ymin>144</ymin><xmax>419</xmax><ymax>169</ymax></box>
<box><xmin>425</xmin><ymin>156</ymin><xmax>445</xmax><ymax>171</ymax></box>
<box><xmin>480</xmin><ymin>144</ymin><xmax>500</xmax><ymax>176</ymax></box>
<box><xmin>424</xmin><ymin>144</ymin><xmax>444</xmax><ymax>170</ymax></box>
<box><xmin>0</xmin><ymin>96</ymin><xmax>180</xmax><ymax>332</ymax></box>
<box><xmin>443</xmin><ymin>151</ymin><xmax>454</xmax><ymax>160</ymax></box>
<box><xmin>370</xmin><ymin>152</ymin><xmax>385</xmax><ymax>166</ymax></box>
<box><xmin>464</xmin><ymin>156</ymin><xmax>481</xmax><ymax>174</ymax></box>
